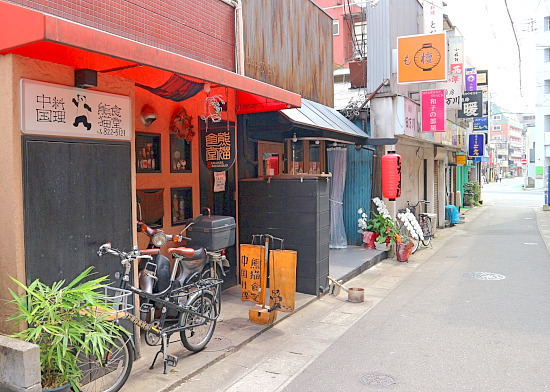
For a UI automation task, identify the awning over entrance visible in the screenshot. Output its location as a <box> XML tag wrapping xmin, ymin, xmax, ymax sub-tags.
<box><xmin>280</xmin><ymin>98</ymin><xmax>368</xmax><ymax>141</ymax></box>
<box><xmin>247</xmin><ymin>98</ymin><xmax>372</xmax><ymax>145</ymax></box>
<box><xmin>0</xmin><ymin>1</ymin><xmax>301</xmax><ymax>114</ymax></box>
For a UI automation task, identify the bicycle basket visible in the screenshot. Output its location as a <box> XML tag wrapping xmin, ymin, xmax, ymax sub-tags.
<box><xmin>97</xmin><ymin>286</ymin><xmax>134</xmax><ymax>320</ymax></box>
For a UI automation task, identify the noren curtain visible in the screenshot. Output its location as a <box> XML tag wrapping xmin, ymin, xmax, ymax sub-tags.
<box><xmin>328</xmin><ymin>148</ymin><xmax>347</xmax><ymax>248</ymax></box>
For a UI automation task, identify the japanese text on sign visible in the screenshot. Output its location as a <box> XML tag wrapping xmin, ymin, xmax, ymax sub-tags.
<box><xmin>20</xmin><ymin>79</ymin><xmax>131</xmax><ymax>140</ymax></box>
<box><xmin>421</xmin><ymin>89</ymin><xmax>446</xmax><ymax>132</ymax></box>
<box><xmin>240</xmin><ymin>246</ymin><xmax>264</xmax><ymax>304</ymax></box>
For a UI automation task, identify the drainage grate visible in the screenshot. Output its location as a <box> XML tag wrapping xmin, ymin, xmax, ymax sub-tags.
<box><xmin>461</xmin><ymin>272</ymin><xmax>505</xmax><ymax>280</ymax></box>
<box><xmin>359</xmin><ymin>373</ymin><xmax>397</xmax><ymax>388</ymax></box>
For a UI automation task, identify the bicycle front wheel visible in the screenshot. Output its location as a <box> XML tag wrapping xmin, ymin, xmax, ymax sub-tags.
<box><xmin>78</xmin><ymin>331</ymin><xmax>133</xmax><ymax>392</ymax></box>
<box><xmin>421</xmin><ymin>217</ymin><xmax>433</xmax><ymax>247</ymax></box>
<box><xmin>179</xmin><ymin>290</ymin><xmax>217</xmax><ymax>352</ymax></box>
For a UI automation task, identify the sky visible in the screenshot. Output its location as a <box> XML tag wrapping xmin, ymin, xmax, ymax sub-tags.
<box><xmin>443</xmin><ymin>0</ymin><xmax>538</xmax><ymax>115</ymax></box>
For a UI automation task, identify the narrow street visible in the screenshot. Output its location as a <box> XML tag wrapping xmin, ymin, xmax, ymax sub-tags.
<box><xmin>175</xmin><ymin>178</ymin><xmax>550</xmax><ymax>392</ymax></box>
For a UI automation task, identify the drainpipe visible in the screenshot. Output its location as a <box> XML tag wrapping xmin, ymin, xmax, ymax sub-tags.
<box><xmin>235</xmin><ymin>0</ymin><xmax>245</xmax><ymax>75</ymax></box>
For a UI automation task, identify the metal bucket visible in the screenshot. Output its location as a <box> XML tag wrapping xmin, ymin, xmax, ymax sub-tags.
<box><xmin>347</xmin><ymin>287</ymin><xmax>364</xmax><ymax>303</ymax></box>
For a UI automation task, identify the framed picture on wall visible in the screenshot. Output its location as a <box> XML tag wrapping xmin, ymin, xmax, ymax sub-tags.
<box><xmin>136</xmin><ymin>189</ymin><xmax>164</xmax><ymax>228</ymax></box>
<box><xmin>170</xmin><ymin>135</ymin><xmax>191</xmax><ymax>173</ymax></box>
<box><xmin>136</xmin><ymin>133</ymin><xmax>161</xmax><ymax>173</ymax></box>
<box><xmin>171</xmin><ymin>187</ymin><xmax>192</xmax><ymax>226</ymax></box>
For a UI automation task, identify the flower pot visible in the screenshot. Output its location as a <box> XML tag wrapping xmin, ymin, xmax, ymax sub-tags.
<box><xmin>362</xmin><ymin>231</ymin><xmax>378</xmax><ymax>249</ymax></box>
<box><xmin>44</xmin><ymin>383</ymin><xmax>71</xmax><ymax>392</ymax></box>
<box><xmin>374</xmin><ymin>242</ymin><xmax>391</xmax><ymax>252</ymax></box>
<box><xmin>396</xmin><ymin>241</ymin><xmax>414</xmax><ymax>262</ymax></box>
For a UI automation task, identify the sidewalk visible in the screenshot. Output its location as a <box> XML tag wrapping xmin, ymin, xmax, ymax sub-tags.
<box><xmin>121</xmin><ymin>208</ymin><xmax>482</xmax><ymax>392</ymax></box>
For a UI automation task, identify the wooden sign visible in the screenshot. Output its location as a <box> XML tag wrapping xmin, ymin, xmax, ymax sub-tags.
<box><xmin>240</xmin><ymin>244</ymin><xmax>265</xmax><ymax>304</ymax></box>
<box><xmin>269</xmin><ymin>250</ymin><xmax>297</xmax><ymax>312</ymax></box>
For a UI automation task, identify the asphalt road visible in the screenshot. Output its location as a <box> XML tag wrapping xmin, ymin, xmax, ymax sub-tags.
<box><xmin>177</xmin><ymin>178</ymin><xmax>550</xmax><ymax>392</ymax></box>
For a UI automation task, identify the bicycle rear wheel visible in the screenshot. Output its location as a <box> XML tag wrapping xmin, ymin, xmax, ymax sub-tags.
<box><xmin>179</xmin><ymin>290</ymin><xmax>217</xmax><ymax>352</ymax></box>
<box><xmin>421</xmin><ymin>217</ymin><xmax>433</xmax><ymax>247</ymax></box>
<box><xmin>78</xmin><ymin>331</ymin><xmax>133</xmax><ymax>392</ymax></box>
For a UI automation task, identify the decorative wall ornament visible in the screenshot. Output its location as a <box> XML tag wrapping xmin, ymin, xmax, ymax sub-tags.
<box><xmin>201</xmin><ymin>94</ymin><xmax>225</xmax><ymax>123</ymax></box>
<box><xmin>170</xmin><ymin>107</ymin><xmax>194</xmax><ymax>142</ymax></box>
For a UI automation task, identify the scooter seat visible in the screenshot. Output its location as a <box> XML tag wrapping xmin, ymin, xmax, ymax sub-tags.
<box><xmin>168</xmin><ymin>246</ymin><xmax>202</xmax><ymax>259</ymax></box>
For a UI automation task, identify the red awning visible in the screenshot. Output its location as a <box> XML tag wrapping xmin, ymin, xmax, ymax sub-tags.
<box><xmin>0</xmin><ymin>1</ymin><xmax>300</xmax><ymax>114</ymax></box>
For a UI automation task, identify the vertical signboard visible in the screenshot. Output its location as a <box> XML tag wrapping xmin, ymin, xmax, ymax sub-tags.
<box><xmin>200</xmin><ymin>120</ymin><xmax>236</xmax><ymax>172</ymax></box>
<box><xmin>458</xmin><ymin>90</ymin><xmax>483</xmax><ymax>118</ymax></box>
<box><xmin>421</xmin><ymin>89</ymin><xmax>446</xmax><ymax>132</ymax></box>
<box><xmin>465</xmin><ymin>68</ymin><xmax>477</xmax><ymax>91</ymax></box>
<box><xmin>438</xmin><ymin>73</ymin><xmax>462</xmax><ymax>109</ymax></box>
<box><xmin>397</xmin><ymin>33</ymin><xmax>447</xmax><ymax>84</ymax></box>
<box><xmin>20</xmin><ymin>79</ymin><xmax>131</xmax><ymax>140</ymax></box>
<box><xmin>448</xmin><ymin>36</ymin><xmax>464</xmax><ymax>64</ymax></box>
<box><xmin>468</xmin><ymin>133</ymin><xmax>485</xmax><ymax>158</ymax></box>
<box><xmin>423</xmin><ymin>0</ymin><xmax>443</xmax><ymax>34</ymax></box>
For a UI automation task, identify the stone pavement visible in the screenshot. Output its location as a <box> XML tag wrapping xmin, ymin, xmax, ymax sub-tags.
<box><xmin>121</xmin><ymin>203</ymin><xmax>549</xmax><ymax>392</ymax></box>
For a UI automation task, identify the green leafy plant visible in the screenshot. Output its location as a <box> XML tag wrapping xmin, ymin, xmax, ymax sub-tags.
<box><xmin>464</xmin><ymin>181</ymin><xmax>482</xmax><ymax>206</ymax></box>
<box><xmin>8</xmin><ymin>267</ymin><xmax>126</xmax><ymax>391</ymax></box>
<box><xmin>371</xmin><ymin>213</ymin><xmax>399</xmax><ymax>245</ymax></box>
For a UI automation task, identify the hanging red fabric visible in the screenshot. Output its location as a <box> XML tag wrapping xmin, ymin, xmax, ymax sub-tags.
<box><xmin>381</xmin><ymin>152</ymin><xmax>402</xmax><ymax>201</ymax></box>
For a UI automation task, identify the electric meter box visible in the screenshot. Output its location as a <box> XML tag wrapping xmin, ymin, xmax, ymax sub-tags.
<box><xmin>187</xmin><ymin>215</ymin><xmax>236</xmax><ymax>250</ymax></box>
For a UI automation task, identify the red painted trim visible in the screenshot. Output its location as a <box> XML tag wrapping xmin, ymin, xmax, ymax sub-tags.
<box><xmin>0</xmin><ymin>1</ymin><xmax>300</xmax><ymax>111</ymax></box>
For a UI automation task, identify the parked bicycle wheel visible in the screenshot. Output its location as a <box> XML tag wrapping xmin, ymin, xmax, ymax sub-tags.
<box><xmin>78</xmin><ymin>331</ymin><xmax>133</xmax><ymax>392</ymax></box>
<box><xmin>421</xmin><ymin>216</ymin><xmax>433</xmax><ymax>247</ymax></box>
<box><xmin>179</xmin><ymin>290</ymin><xmax>217</xmax><ymax>352</ymax></box>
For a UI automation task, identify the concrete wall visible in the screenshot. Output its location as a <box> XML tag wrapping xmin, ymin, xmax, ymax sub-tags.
<box><xmin>0</xmin><ymin>335</ymin><xmax>41</xmax><ymax>392</ymax></box>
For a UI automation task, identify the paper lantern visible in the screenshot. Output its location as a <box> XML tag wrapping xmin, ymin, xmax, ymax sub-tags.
<box><xmin>381</xmin><ymin>152</ymin><xmax>402</xmax><ymax>201</ymax></box>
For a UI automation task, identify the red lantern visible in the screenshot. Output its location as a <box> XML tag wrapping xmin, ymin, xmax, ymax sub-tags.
<box><xmin>381</xmin><ymin>152</ymin><xmax>402</xmax><ymax>201</ymax></box>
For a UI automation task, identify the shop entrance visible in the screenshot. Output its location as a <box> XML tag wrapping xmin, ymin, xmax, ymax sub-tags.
<box><xmin>22</xmin><ymin>136</ymin><xmax>133</xmax><ymax>286</ymax></box>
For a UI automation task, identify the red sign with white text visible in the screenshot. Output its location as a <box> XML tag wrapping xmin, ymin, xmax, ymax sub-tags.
<box><xmin>421</xmin><ymin>89</ymin><xmax>446</xmax><ymax>132</ymax></box>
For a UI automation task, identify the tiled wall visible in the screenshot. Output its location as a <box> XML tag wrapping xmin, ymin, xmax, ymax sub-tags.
<box><xmin>8</xmin><ymin>0</ymin><xmax>236</xmax><ymax>70</ymax></box>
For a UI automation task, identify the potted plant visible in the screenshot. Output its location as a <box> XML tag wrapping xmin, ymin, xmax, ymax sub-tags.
<box><xmin>395</xmin><ymin>234</ymin><xmax>415</xmax><ymax>262</ymax></box>
<box><xmin>357</xmin><ymin>207</ymin><xmax>378</xmax><ymax>248</ymax></box>
<box><xmin>8</xmin><ymin>267</ymin><xmax>126</xmax><ymax>391</ymax></box>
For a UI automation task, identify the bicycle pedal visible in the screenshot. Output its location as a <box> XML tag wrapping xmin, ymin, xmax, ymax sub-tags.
<box><xmin>166</xmin><ymin>354</ymin><xmax>179</xmax><ymax>367</ymax></box>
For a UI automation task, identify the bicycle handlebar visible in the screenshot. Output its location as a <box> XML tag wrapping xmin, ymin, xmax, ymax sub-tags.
<box><xmin>406</xmin><ymin>200</ymin><xmax>430</xmax><ymax>207</ymax></box>
<box><xmin>97</xmin><ymin>243</ymin><xmax>152</xmax><ymax>262</ymax></box>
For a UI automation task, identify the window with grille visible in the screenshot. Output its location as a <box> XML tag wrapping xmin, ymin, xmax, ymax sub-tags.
<box><xmin>545</xmin><ymin>79</ymin><xmax>550</xmax><ymax>94</ymax></box>
<box><xmin>493</xmin><ymin>114</ymin><xmax>501</xmax><ymax>121</ymax></box>
<box><xmin>545</xmin><ymin>48</ymin><xmax>550</xmax><ymax>62</ymax></box>
<box><xmin>545</xmin><ymin>115</ymin><xmax>550</xmax><ymax>132</ymax></box>
<box><xmin>352</xmin><ymin>20</ymin><xmax>367</xmax><ymax>59</ymax></box>
<box><xmin>545</xmin><ymin>16</ymin><xmax>550</xmax><ymax>31</ymax></box>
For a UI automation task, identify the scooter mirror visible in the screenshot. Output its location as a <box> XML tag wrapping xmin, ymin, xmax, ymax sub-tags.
<box><xmin>192</xmin><ymin>214</ymin><xmax>204</xmax><ymax>224</ymax></box>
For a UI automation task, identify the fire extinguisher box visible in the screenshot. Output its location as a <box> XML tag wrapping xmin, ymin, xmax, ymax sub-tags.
<box><xmin>187</xmin><ymin>215</ymin><xmax>236</xmax><ymax>251</ymax></box>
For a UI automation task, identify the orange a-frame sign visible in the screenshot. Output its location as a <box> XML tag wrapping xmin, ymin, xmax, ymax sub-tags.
<box><xmin>397</xmin><ymin>33</ymin><xmax>447</xmax><ymax>84</ymax></box>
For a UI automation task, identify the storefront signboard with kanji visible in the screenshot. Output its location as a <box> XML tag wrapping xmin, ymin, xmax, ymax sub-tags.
<box><xmin>20</xmin><ymin>79</ymin><xmax>131</xmax><ymax>140</ymax></box>
<box><xmin>468</xmin><ymin>133</ymin><xmax>485</xmax><ymax>158</ymax></box>
<box><xmin>421</xmin><ymin>89</ymin><xmax>446</xmax><ymax>132</ymax></box>
<box><xmin>200</xmin><ymin>120</ymin><xmax>236</xmax><ymax>172</ymax></box>
<box><xmin>473</xmin><ymin>117</ymin><xmax>489</xmax><ymax>132</ymax></box>
<box><xmin>458</xmin><ymin>90</ymin><xmax>483</xmax><ymax>118</ymax></box>
<box><xmin>397</xmin><ymin>33</ymin><xmax>447</xmax><ymax>84</ymax></box>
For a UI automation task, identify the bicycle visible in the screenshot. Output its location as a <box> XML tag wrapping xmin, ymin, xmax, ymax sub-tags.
<box><xmin>406</xmin><ymin>200</ymin><xmax>433</xmax><ymax>248</ymax></box>
<box><xmin>79</xmin><ymin>243</ymin><xmax>222</xmax><ymax>392</ymax></box>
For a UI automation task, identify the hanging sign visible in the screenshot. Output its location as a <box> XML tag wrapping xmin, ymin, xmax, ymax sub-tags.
<box><xmin>458</xmin><ymin>90</ymin><xmax>483</xmax><ymax>118</ymax></box>
<box><xmin>456</xmin><ymin>155</ymin><xmax>467</xmax><ymax>165</ymax></box>
<box><xmin>465</xmin><ymin>68</ymin><xmax>477</xmax><ymax>91</ymax></box>
<box><xmin>448</xmin><ymin>36</ymin><xmax>464</xmax><ymax>64</ymax></box>
<box><xmin>20</xmin><ymin>79</ymin><xmax>131</xmax><ymax>140</ymax></box>
<box><xmin>200</xmin><ymin>120</ymin><xmax>236</xmax><ymax>172</ymax></box>
<box><xmin>421</xmin><ymin>89</ymin><xmax>446</xmax><ymax>132</ymax></box>
<box><xmin>423</xmin><ymin>0</ymin><xmax>443</xmax><ymax>34</ymax></box>
<box><xmin>477</xmin><ymin>70</ymin><xmax>488</xmax><ymax>86</ymax></box>
<box><xmin>397</xmin><ymin>33</ymin><xmax>447</xmax><ymax>84</ymax></box>
<box><xmin>473</xmin><ymin>117</ymin><xmax>489</xmax><ymax>132</ymax></box>
<box><xmin>438</xmin><ymin>73</ymin><xmax>462</xmax><ymax>109</ymax></box>
<box><xmin>468</xmin><ymin>133</ymin><xmax>485</xmax><ymax>157</ymax></box>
